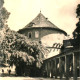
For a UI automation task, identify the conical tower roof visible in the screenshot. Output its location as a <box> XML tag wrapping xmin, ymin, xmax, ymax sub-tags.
<box><xmin>24</xmin><ymin>12</ymin><xmax>59</xmax><ymax>29</ymax></box>
<box><xmin>18</xmin><ymin>12</ymin><xmax>67</xmax><ymax>36</ymax></box>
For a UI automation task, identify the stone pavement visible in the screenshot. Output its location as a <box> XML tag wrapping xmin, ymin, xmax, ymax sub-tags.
<box><xmin>0</xmin><ymin>77</ymin><xmax>80</xmax><ymax>80</ymax></box>
<box><xmin>0</xmin><ymin>77</ymin><xmax>59</xmax><ymax>80</ymax></box>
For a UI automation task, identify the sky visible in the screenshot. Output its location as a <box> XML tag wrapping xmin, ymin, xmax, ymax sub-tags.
<box><xmin>3</xmin><ymin>0</ymin><xmax>80</xmax><ymax>37</ymax></box>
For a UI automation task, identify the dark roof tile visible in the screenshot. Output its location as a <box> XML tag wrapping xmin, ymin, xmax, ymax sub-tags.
<box><xmin>24</xmin><ymin>12</ymin><xmax>59</xmax><ymax>29</ymax></box>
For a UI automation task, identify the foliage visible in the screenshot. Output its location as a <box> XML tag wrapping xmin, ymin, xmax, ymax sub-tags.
<box><xmin>0</xmin><ymin>7</ymin><xmax>10</xmax><ymax>43</ymax></box>
<box><xmin>73</xmin><ymin>4</ymin><xmax>80</xmax><ymax>47</ymax></box>
<box><xmin>76</xmin><ymin>4</ymin><xmax>80</xmax><ymax>17</ymax></box>
<box><xmin>0</xmin><ymin>26</ymin><xmax>49</xmax><ymax>76</ymax></box>
<box><xmin>0</xmin><ymin>4</ymin><xmax>49</xmax><ymax>76</ymax></box>
<box><xmin>0</xmin><ymin>0</ymin><xmax>4</xmax><ymax>9</ymax></box>
<box><xmin>73</xmin><ymin>4</ymin><xmax>80</xmax><ymax>38</ymax></box>
<box><xmin>0</xmin><ymin>7</ymin><xmax>10</xmax><ymax>28</ymax></box>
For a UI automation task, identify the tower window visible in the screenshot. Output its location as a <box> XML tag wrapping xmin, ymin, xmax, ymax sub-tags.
<box><xmin>35</xmin><ymin>31</ymin><xmax>39</xmax><ymax>38</ymax></box>
<box><xmin>28</xmin><ymin>32</ymin><xmax>32</xmax><ymax>38</ymax></box>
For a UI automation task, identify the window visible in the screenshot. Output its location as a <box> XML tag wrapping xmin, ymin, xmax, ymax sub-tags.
<box><xmin>28</xmin><ymin>32</ymin><xmax>32</xmax><ymax>38</ymax></box>
<box><xmin>35</xmin><ymin>31</ymin><xmax>39</xmax><ymax>38</ymax></box>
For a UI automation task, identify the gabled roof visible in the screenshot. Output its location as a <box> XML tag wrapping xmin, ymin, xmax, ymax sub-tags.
<box><xmin>24</xmin><ymin>12</ymin><xmax>59</xmax><ymax>29</ymax></box>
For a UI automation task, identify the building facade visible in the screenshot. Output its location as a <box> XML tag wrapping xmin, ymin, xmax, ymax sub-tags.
<box><xmin>18</xmin><ymin>12</ymin><xmax>67</xmax><ymax>46</ymax></box>
<box><xmin>42</xmin><ymin>39</ymin><xmax>80</xmax><ymax>80</ymax></box>
<box><xmin>18</xmin><ymin>12</ymin><xmax>67</xmax><ymax>58</ymax></box>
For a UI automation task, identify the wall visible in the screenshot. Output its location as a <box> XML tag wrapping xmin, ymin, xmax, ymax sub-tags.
<box><xmin>18</xmin><ymin>28</ymin><xmax>67</xmax><ymax>58</ymax></box>
<box><xmin>19</xmin><ymin>28</ymin><xmax>66</xmax><ymax>43</ymax></box>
